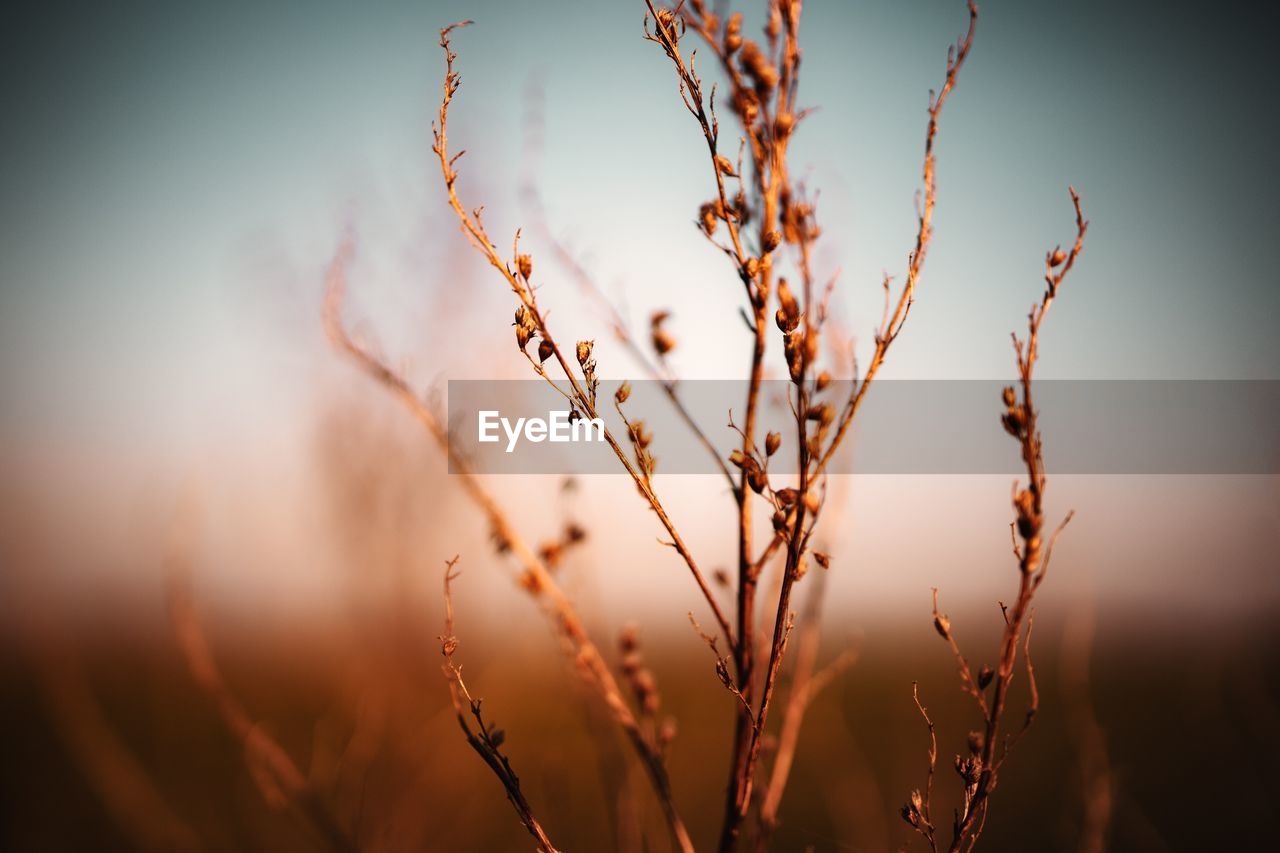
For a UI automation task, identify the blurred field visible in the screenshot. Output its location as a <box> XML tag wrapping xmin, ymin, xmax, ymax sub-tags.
<box><xmin>3</xmin><ymin>597</ymin><xmax>1277</xmax><ymax>851</ymax></box>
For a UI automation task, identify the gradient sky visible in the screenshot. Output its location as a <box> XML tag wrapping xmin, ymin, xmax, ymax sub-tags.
<box><xmin>2</xmin><ymin>1</ymin><xmax>1277</xmax><ymax>624</ymax></box>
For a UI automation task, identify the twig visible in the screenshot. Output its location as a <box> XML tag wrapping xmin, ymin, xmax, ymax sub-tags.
<box><xmin>439</xmin><ymin>557</ymin><xmax>559</xmax><ymax>852</ymax></box>
<box><xmin>323</xmin><ymin>239</ymin><xmax>695</xmax><ymax>852</ymax></box>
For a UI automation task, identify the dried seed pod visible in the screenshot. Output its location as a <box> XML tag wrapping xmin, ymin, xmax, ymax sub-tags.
<box><xmin>615</xmin><ymin>381</ymin><xmax>631</xmax><ymax>405</ymax></box>
<box><xmin>765</xmin><ymin>431</ymin><xmax>782</xmax><ymax>456</ymax></box>
<box><xmin>653</xmin><ymin>8</ymin><xmax>679</xmax><ymax>43</ymax></box>
<box><xmin>774</xmin><ymin>112</ymin><xmax>796</xmax><ymax>140</ymax></box>
<box><xmin>728</xmin><ymin>449</ymin><xmax>747</xmax><ymax>469</ymax></box>
<box><xmin>517</xmin><ymin>254</ymin><xmax>533</xmax><ymax>280</ymax></box>
<box><xmin>537</xmin><ymin>338</ymin><xmax>554</xmax><ymax>363</ymax></box>
<box><xmin>732</xmin><ymin>86</ymin><xmax>759</xmax><ymax>124</ymax></box>
<box><xmin>977</xmin><ymin>664</ymin><xmax>994</xmax><ymax>689</ymax></box>
<box><xmin>813</xmin><ymin>551</ymin><xmax>831</xmax><ymax>569</ymax></box>
<box><xmin>651</xmin><ymin>310</ymin><xmax>676</xmax><ymax>356</ymax></box>
<box><xmin>775</xmin><ymin>488</ymin><xmax>797</xmax><ymax>506</ymax></box>
<box><xmin>816</xmin><ymin>370</ymin><xmax>831</xmax><ymax>392</ymax></box>
<box><xmin>785</xmin><ymin>334</ymin><xmax>804</xmax><ymax>382</ymax></box>
<box><xmin>576</xmin><ymin>339</ymin><xmax>593</xmax><ymax>365</ymax></box>
<box><xmin>775</xmin><ymin>278</ymin><xmax>800</xmax><ymax>333</ymax></box>
<box><xmin>515</xmin><ymin>324</ymin><xmax>532</xmax><ymax>351</ymax></box>
<box><xmin>518</xmin><ymin>569</ymin><xmax>543</xmax><ymax>595</ymax></box>
<box><xmin>714</xmin><ymin>154</ymin><xmax>737</xmax><ymax>177</ymax></box>
<box><xmin>1001</xmin><ymin>407</ymin><xmax>1026</xmax><ymax>437</ymax></box>
<box><xmin>1049</xmin><ymin>247</ymin><xmax>1066</xmax><ymax>267</ymax></box>
<box><xmin>739</xmin><ymin>41</ymin><xmax>778</xmax><ymax>93</ymax></box>
<box><xmin>628</xmin><ymin>420</ymin><xmax>652</xmax><ymax>448</ymax></box>
<box><xmin>747</xmin><ymin>463</ymin><xmax>768</xmax><ymax>494</ymax></box>
<box><xmin>724</xmin><ymin>12</ymin><xmax>744</xmax><ymax>53</ymax></box>
<box><xmin>762</xmin><ymin>230</ymin><xmax>781</xmax><ymax>253</ymax></box>
<box><xmin>771</xmin><ymin>509</ymin><xmax>788</xmax><ymax>533</ymax></box>
<box><xmin>806</xmin><ymin>403</ymin><xmax>834</xmax><ymax>426</ymax></box>
<box><xmin>699</xmin><ymin>201</ymin><xmax>719</xmax><ymax>236</ymax></box>
<box><xmin>967</xmin><ymin>730</ymin><xmax>985</xmax><ymax>755</ymax></box>
<box><xmin>1014</xmin><ymin>488</ymin><xmax>1039</xmax><ymax>538</ymax></box>
<box><xmin>1002</xmin><ymin>385</ymin><xmax>1017</xmax><ymax>407</ymax></box>
<box><xmin>933</xmin><ymin>613</ymin><xmax>951</xmax><ymax>638</ymax></box>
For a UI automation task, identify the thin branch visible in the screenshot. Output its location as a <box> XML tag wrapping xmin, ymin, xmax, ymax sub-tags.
<box><xmin>324</xmin><ymin>239</ymin><xmax>694</xmax><ymax>852</ymax></box>
<box><xmin>439</xmin><ymin>558</ymin><xmax>559</xmax><ymax>852</ymax></box>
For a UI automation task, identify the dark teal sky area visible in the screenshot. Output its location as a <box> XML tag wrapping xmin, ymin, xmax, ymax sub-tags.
<box><xmin>1</xmin><ymin>1</ymin><xmax>1277</xmax><ymax>454</ymax></box>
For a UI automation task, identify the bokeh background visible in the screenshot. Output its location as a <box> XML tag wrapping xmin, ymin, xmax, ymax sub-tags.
<box><xmin>2</xmin><ymin>0</ymin><xmax>1278</xmax><ymax>850</ymax></box>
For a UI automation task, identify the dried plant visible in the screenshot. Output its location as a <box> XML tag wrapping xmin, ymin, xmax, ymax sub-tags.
<box><xmin>903</xmin><ymin>190</ymin><xmax>1088</xmax><ymax>852</ymax></box>
<box><xmin>317</xmin><ymin>1</ymin><xmax>1092</xmax><ymax>851</ymax></box>
<box><xmin>439</xmin><ymin>556</ymin><xmax>558</xmax><ymax>852</ymax></box>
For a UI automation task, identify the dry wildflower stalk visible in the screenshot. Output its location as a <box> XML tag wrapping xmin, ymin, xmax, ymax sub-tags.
<box><xmin>636</xmin><ymin>4</ymin><xmax>979</xmax><ymax>848</ymax></box>
<box><xmin>439</xmin><ymin>557</ymin><xmax>559</xmax><ymax>852</ymax></box>
<box><xmin>432</xmin><ymin>21</ymin><xmax>733</xmax><ymax>652</ymax></box>
<box><xmin>326</xmin><ymin>2</ymin><xmax>1088</xmax><ymax>849</ymax></box>
<box><xmin>519</xmin><ymin>169</ymin><xmax>736</xmax><ymax>487</ymax></box>
<box><xmin>324</xmin><ymin>239</ymin><xmax>695</xmax><ymax>851</ymax></box>
<box><xmin>755</xmin><ymin>571</ymin><xmax>857</xmax><ymax>849</ymax></box>
<box><xmin>905</xmin><ymin>189</ymin><xmax>1088</xmax><ymax>853</ymax></box>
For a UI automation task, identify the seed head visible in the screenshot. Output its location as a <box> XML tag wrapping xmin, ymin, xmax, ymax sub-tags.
<box><xmin>651</xmin><ymin>311</ymin><xmax>676</xmax><ymax>356</ymax></box>
<box><xmin>774</xmin><ymin>112</ymin><xmax>796</xmax><ymax>140</ymax></box>
<box><xmin>517</xmin><ymin>254</ymin><xmax>533</xmax><ymax>280</ymax></box>
<box><xmin>1049</xmin><ymin>247</ymin><xmax>1066</xmax><ymax>267</ymax></box>
<box><xmin>724</xmin><ymin>12</ymin><xmax>743</xmax><ymax>53</ymax></box>
<box><xmin>775</xmin><ymin>278</ymin><xmax>800</xmax><ymax>333</ymax></box>
<box><xmin>615</xmin><ymin>382</ymin><xmax>631</xmax><ymax>405</ymax></box>
<box><xmin>537</xmin><ymin>338</ymin><xmax>554</xmax><ymax>363</ymax></box>
<box><xmin>714</xmin><ymin>154</ymin><xmax>737</xmax><ymax>177</ymax></box>
<box><xmin>518</xmin><ymin>570</ymin><xmax>543</xmax><ymax>595</ymax></box>
<box><xmin>699</xmin><ymin>201</ymin><xmax>719</xmax><ymax>236</ymax></box>
<box><xmin>653</xmin><ymin>8</ymin><xmax>679</xmax><ymax>43</ymax></box>
<box><xmin>762</xmin><ymin>230</ymin><xmax>782</xmax><ymax>253</ymax></box>
<box><xmin>576</xmin><ymin>339</ymin><xmax>594</xmax><ymax>366</ymax></box>
<box><xmin>765</xmin><ymin>431</ymin><xmax>782</xmax><ymax>456</ymax></box>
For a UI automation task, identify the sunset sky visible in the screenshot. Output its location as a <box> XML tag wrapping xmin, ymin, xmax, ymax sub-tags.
<box><xmin>1</xmin><ymin>0</ymin><xmax>1276</xmax><ymax>629</ymax></box>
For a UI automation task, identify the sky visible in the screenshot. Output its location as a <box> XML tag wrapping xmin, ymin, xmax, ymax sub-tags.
<box><xmin>1</xmin><ymin>0</ymin><xmax>1277</xmax><ymax>627</ymax></box>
